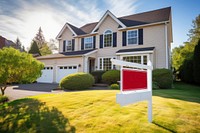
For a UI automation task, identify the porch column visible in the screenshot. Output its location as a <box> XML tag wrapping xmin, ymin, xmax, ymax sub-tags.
<box><xmin>84</xmin><ymin>56</ymin><xmax>88</xmax><ymax>73</ymax></box>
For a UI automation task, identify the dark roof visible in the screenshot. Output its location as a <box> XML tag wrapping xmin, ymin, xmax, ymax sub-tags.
<box><xmin>118</xmin><ymin>7</ymin><xmax>171</xmax><ymax>27</ymax></box>
<box><xmin>63</xmin><ymin>7</ymin><xmax>171</xmax><ymax>36</ymax></box>
<box><xmin>37</xmin><ymin>49</ymin><xmax>96</xmax><ymax>59</ymax></box>
<box><xmin>116</xmin><ymin>47</ymin><xmax>155</xmax><ymax>53</ymax></box>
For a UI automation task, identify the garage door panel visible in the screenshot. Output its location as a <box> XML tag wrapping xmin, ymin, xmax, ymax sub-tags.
<box><xmin>56</xmin><ymin>65</ymin><xmax>78</xmax><ymax>83</ymax></box>
<box><xmin>37</xmin><ymin>66</ymin><xmax>53</xmax><ymax>83</ymax></box>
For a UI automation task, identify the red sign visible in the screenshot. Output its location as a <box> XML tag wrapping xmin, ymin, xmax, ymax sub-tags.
<box><xmin>122</xmin><ymin>69</ymin><xmax>147</xmax><ymax>91</ymax></box>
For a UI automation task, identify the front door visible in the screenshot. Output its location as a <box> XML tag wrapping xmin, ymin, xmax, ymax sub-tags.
<box><xmin>89</xmin><ymin>59</ymin><xmax>95</xmax><ymax>73</ymax></box>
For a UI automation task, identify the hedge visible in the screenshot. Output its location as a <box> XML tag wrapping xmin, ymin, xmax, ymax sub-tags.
<box><xmin>102</xmin><ymin>70</ymin><xmax>120</xmax><ymax>85</ymax></box>
<box><xmin>90</xmin><ymin>70</ymin><xmax>106</xmax><ymax>83</ymax></box>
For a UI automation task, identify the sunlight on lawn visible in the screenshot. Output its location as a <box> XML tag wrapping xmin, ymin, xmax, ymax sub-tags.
<box><xmin>0</xmin><ymin>83</ymin><xmax>200</xmax><ymax>133</ymax></box>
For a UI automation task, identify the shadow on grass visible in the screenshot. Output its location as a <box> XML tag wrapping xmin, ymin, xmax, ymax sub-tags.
<box><xmin>0</xmin><ymin>98</ymin><xmax>75</xmax><ymax>133</ymax></box>
<box><xmin>152</xmin><ymin>121</ymin><xmax>175</xmax><ymax>133</ymax></box>
<box><xmin>153</xmin><ymin>82</ymin><xmax>200</xmax><ymax>104</ymax></box>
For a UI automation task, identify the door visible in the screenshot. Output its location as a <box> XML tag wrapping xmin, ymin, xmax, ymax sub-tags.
<box><xmin>37</xmin><ymin>66</ymin><xmax>53</xmax><ymax>83</ymax></box>
<box><xmin>56</xmin><ymin>65</ymin><xmax>78</xmax><ymax>83</ymax></box>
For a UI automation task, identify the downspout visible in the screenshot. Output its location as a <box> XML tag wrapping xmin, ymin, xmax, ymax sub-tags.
<box><xmin>165</xmin><ymin>22</ymin><xmax>169</xmax><ymax>69</ymax></box>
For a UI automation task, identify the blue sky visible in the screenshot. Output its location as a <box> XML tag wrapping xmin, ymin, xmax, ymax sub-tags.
<box><xmin>0</xmin><ymin>0</ymin><xmax>199</xmax><ymax>50</ymax></box>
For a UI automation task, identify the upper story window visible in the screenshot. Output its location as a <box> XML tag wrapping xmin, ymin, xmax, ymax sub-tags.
<box><xmin>127</xmin><ymin>30</ymin><xmax>138</xmax><ymax>45</ymax></box>
<box><xmin>104</xmin><ymin>30</ymin><xmax>112</xmax><ymax>47</ymax></box>
<box><xmin>84</xmin><ymin>37</ymin><xmax>93</xmax><ymax>50</ymax></box>
<box><xmin>66</xmin><ymin>40</ymin><xmax>72</xmax><ymax>51</ymax></box>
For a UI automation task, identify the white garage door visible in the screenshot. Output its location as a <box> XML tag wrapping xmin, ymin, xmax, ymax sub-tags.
<box><xmin>37</xmin><ymin>66</ymin><xmax>54</xmax><ymax>83</ymax></box>
<box><xmin>56</xmin><ymin>65</ymin><xmax>78</xmax><ymax>83</ymax></box>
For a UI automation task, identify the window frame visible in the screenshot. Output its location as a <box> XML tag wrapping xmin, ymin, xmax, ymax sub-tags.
<box><xmin>126</xmin><ymin>29</ymin><xmax>138</xmax><ymax>45</ymax></box>
<box><xmin>121</xmin><ymin>54</ymin><xmax>149</xmax><ymax>65</ymax></box>
<box><xmin>65</xmin><ymin>40</ymin><xmax>72</xmax><ymax>51</ymax></box>
<box><xmin>84</xmin><ymin>36</ymin><xmax>93</xmax><ymax>50</ymax></box>
<box><xmin>103</xmin><ymin>29</ymin><xmax>113</xmax><ymax>48</ymax></box>
<box><xmin>98</xmin><ymin>56</ymin><xmax>116</xmax><ymax>71</ymax></box>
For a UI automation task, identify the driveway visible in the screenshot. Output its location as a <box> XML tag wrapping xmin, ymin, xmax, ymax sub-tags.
<box><xmin>5</xmin><ymin>83</ymin><xmax>59</xmax><ymax>101</ymax></box>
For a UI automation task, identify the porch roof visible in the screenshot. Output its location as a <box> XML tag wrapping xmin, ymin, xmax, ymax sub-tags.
<box><xmin>116</xmin><ymin>47</ymin><xmax>155</xmax><ymax>54</ymax></box>
<box><xmin>37</xmin><ymin>49</ymin><xmax>97</xmax><ymax>60</ymax></box>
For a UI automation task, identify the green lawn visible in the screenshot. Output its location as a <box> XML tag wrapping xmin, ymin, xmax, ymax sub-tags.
<box><xmin>0</xmin><ymin>82</ymin><xmax>200</xmax><ymax>133</ymax></box>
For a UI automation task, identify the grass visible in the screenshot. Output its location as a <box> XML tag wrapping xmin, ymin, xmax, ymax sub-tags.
<box><xmin>0</xmin><ymin>82</ymin><xmax>200</xmax><ymax>133</ymax></box>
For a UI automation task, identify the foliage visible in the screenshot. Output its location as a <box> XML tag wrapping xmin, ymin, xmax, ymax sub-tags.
<box><xmin>0</xmin><ymin>95</ymin><xmax>8</xmax><ymax>104</ymax></box>
<box><xmin>33</xmin><ymin>27</ymin><xmax>46</xmax><ymax>49</ymax></box>
<box><xmin>193</xmin><ymin>40</ymin><xmax>200</xmax><ymax>84</ymax></box>
<box><xmin>109</xmin><ymin>84</ymin><xmax>119</xmax><ymax>90</ymax></box>
<box><xmin>189</xmin><ymin>14</ymin><xmax>200</xmax><ymax>44</ymax></box>
<box><xmin>28</xmin><ymin>40</ymin><xmax>41</xmax><ymax>55</ymax></box>
<box><xmin>40</xmin><ymin>43</ymin><xmax>52</xmax><ymax>56</ymax></box>
<box><xmin>102</xmin><ymin>70</ymin><xmax>120</xmax><ymax>85</ymax></box>
<box><xmin>0</xmin><ymin>47</ymin><xmax>44</xmax><ymax>95</ymax></box>
<box><xmin>59</xmin><ymin>72</ymin><xmax>94</xmax><ymax>90</ymax></box>
<box><xmin>152</xmin><ymin>69</ymin><xmax>173</xmax><ymax>89</ymax></box>
<box><xmin>48</xmin><ymin>39</ymin><xmax>58</xmax><ymax>51</ymax></box>
<box><xmin>179</xmin><ymin>59</ymin><xmax>194</xmax><ymax>83</ymax></box>
<box><xmin>1</xmin><ymin>82</ymin><xmax>200</xmax><ymax>132</ymax></box>
<box><xmin>90</xmin><ymin>70</ymin><xmax>106</xmax><ymax>83</ymax></box>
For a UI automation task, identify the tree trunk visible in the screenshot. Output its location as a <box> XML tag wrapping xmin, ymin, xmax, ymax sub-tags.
<box><xmin>0</xmin><ymin>85</ymin><xmax>7</xmax><ymax>96</ymax></box>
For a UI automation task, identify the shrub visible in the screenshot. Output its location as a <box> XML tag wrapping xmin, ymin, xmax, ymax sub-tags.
<box><xmin>90</xmin><ymin>70</ymin><xmax>106</xmax><ymax>83</ymax></box>
<box><xmin>0</xmin><ymin>95</ymin><xmax>8</xmax><ymax>104</ymax></box>
<box><xmin>109</xmin><ymin>84</ymin><xmax>120</xmax><ymax>90</ymax></box>
<box><xmin>102</xmin><ymin>70</ymin><xmax>120</xmax><ymax>85</ymax></box>
<box><xmin>180</xmin><ymin>59</ymin><xmax>194</xmax><ymax>83</ymax></box>
<box><xmin>153</xmin><ymin>69</ymin><xmax>173</xmax><ymax>89</ymax></box>
<box><xmin>59</xmin><ymin>72</ymin><xmax>94</xmax><ymax>90</ymax></box>
<box><xmin>193</xmin><ymin>39</ymin><xmax>200</xmax><ymax>84</ymax></box>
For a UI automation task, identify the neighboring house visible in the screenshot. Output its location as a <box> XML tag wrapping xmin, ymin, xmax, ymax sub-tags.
<box><xmin>0</xmin><ymin>36</ymin><xmax>16</xmax><ymax>49</ymax></box>
<box><xmin>37</xmin><ymin>7</ymin><xmax>173</xmax><ymax>83</ymax></box>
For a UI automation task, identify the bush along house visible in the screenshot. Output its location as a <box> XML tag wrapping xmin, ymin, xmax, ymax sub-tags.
<box><xmin>37</xmin><ymin>7</ymin><xmax>173</xmax><ymax>83</ymax></box>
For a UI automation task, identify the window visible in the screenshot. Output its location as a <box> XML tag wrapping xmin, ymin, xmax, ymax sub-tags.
<box><xmin>84</xmin><ymin>37</ymin><xmax>93</xmax><ymax>50</ymax></box>
<box><xmin>122</xmin><ymin>55</ymin><xmax>148</xmax><ymax>65</ymax></box>
<box><xmin>66</xmin><ymin>40</ymin><xmax>72</xmax><ymax>51</ymax></box>
<box><xmin>99</xmin><ymin>57</ymin><xmax>115</xmax><ymax>71</ymax></box>
<box><xmin>127</xmin><ymin>30</ymin><xmax>138</xmax><ymax>45</ymax></box>
<box><xmin>104</xmin><ymin>30</ymin><xmax>112</xmax><ymax>47</ymax></box>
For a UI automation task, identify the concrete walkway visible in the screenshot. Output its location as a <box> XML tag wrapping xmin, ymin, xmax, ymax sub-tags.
<box><xmin>5</xmin><ymin>83</ymin><xmax>59</xmax><ymax>101</ymax></box>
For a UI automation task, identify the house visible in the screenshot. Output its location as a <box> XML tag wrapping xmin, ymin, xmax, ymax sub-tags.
<box><xmin>37</xmin><ymin>7</ymin><xmax>173</xmax><ymax>83</ymax></box>
<box><xmin>0</xmin><ymin>36</ymin><xmax>16</xmax><ymax>49</ymax></box>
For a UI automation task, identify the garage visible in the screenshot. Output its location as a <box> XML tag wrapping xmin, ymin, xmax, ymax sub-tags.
<box><xmin>56</xmin><ymin>65</ymin><xmax>78</xmax><ymax>83</ymax></box>
<box><xmin>37</xmin><ymin>66</ymin><xmax>54</xmax><ymax>83</ymax></box>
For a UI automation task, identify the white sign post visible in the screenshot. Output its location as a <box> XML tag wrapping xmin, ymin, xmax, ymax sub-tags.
<box><xmin>111</xmin><ymin>59</ymin><xmax>153</xmax><ymax>122</ymax></box>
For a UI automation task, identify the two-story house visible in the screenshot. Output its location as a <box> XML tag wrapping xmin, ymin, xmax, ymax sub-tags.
<box><xmin>37</xmin><ymin>7</ymin><xmax>173</xmax><ymax>83</ymax></box>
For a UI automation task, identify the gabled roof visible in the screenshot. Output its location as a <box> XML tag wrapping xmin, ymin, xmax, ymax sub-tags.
<box><xmin>56</xmin><ymin>7</ymin><xmax>171</xmax><ymax>38</ymax></box>
<box><xmin>91</xmin><ymin>10</ymin><xmax>126</xmax><ymax>33</ymax></box>
<box><xmin>37</xmin><ymin>49</ymin><xmax>97</xmax><ymax>59</ymax></box>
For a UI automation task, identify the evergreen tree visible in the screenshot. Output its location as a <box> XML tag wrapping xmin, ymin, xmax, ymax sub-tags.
<box><xmin>34</xmin><ymin>27</ymin><xmax>46</xmax><ymax>49</ymax></box>
<box><xmin>29</xmin><ymin>41</ymin><xmax>41</xmax><ymax>55</ymax></box>
<box><xmin>193</xmin><ymin>39</ymin><xmax>200</xmax><ymax>84</ymax></box>
<box><xmin>15</xmin><ymin>37</ymin><xmax>22</xmax><ymax>51</ymax></box>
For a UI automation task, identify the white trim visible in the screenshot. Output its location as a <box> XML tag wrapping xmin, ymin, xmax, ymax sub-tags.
<box><xmin>83</xmin><ymin>50</ymin><xmax>98</xmax><ymax>56</ymax></box>
<box><xmin>119</xmin><ymin>21</ymin><xmax>169</xmax><ymax>31</ymax></box>
<box><xmin>126</xmin><ymin>29</ymin><xmax>138</xmax><ymax>45</ymax></box>
<box><xmin>92</xmin><ymin>10</ymin><xmax>126</xmax><ymax>33</ymax></box>
<box><xmin>84</xmin><ymin>36</ymin><xmax>93</xmax><ymax>50</ymax></box>
<box><xmin>98</xmin><ymin>56</ymin><xmax>116</xmax><ymax>70</ymax></box>
<box><xmin>165</xmin><ymin>23</ymin><xmax>169</xmax><ymax>69</ymax></box>
<box><xmin>56</xmin><ymin>23</ymin><xmax>77</xmax><ymax>39</ymax></box>
<box><xmin>103</xmin><ymin>29</ymin><xmax>113</xmax><ymax>48</ymax></box>
<box><xmin>116</xmin><ymin>50</ymin><xmax>154</xmax><ymax>55</ymax></box>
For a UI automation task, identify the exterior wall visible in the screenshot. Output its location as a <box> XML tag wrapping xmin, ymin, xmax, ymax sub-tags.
<box><xmin>38</xmin><ymin>57</ymin><xmax>83</xmax><ymax>83</ymax></box>
<box><xmin>59</xmin><ymin>27</ymin><xmax>74</xmax><ymax>52</ymax></box>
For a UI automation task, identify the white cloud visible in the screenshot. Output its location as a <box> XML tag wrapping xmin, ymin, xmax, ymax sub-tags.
<box><xmin>0</xmin><ymin>0</ymin><xmax>138</xmax><ymax>50</ymax></box>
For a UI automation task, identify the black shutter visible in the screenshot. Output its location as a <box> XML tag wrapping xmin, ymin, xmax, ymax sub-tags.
<box><xmin>113</xmin><ymin>32</ymin><xmax>117</xmax><ymax>47</ymax></box>
<box><xmin>81</xmin><ymin>38</ymin><xmax>84</xmax><ymax>50</ymax></box>
<box><xmin>72</xmin><ymin>39</ymin><xmax>75</xmax><ymax>51</ymax></box>
<box><xmin>93</xmin><ymin>36</ymin><xmax>96</xmax><ymax>49</ymax></box>
<box><xmin>63</xmin><ymin>40</ymin><xmax>66</xmax><ymax>52</ymax></box>
<box><xmin>138</xmin><ymin>29</ymin><xmax>143</xmax><ymax>45</ymax></box>
<box><xmin>100</xmin><ymin>35</ymin><xmax>103</xmax><ymax>48</ymax></box>
<box><xmin>122</xmin><ymin>31</ymin><xmax>126</xmax><ymax>46</ymax></box>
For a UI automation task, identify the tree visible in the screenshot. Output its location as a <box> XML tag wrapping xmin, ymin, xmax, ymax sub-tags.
<box><xmin>48</xmin><ymin>39</ymin><xmax>58</xmax><ymax>51</ymax></box>
<box><xmin>193</xmin><ymin>39</ymin><xmax>200</xmax><ymax>84</ymax></box>
<box><xmin>15</xmin><ymin>37</ymin><xmax>22</xmax><ymax>50</ymax></box>
<box><xmin>40</xmin><ymin>44</ymin><xmax>52</xmax><ymax>55</ymax></box>
<box><xmin>189</xmin><ymin>15</ymin><xmax>200</xmax><ymax>44</ymax></box>
<box><xmin>33</xmin><ymin>27</ymin><xmax>46</xmax><ymax>49</ymax></box>
<box><xmin>0</xmin><ymin>47</ymin><xmax>44</xmax><ymax>95</ymax></box>
<box><xmin>33</xmin><ymin>27</ymin><xmax>52</xmax><ymax>56</ymax></box>
<box><xmin>29</xmin><ymin>40</ymin><xmax>41</xmax><ymax>55</ymax></box>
